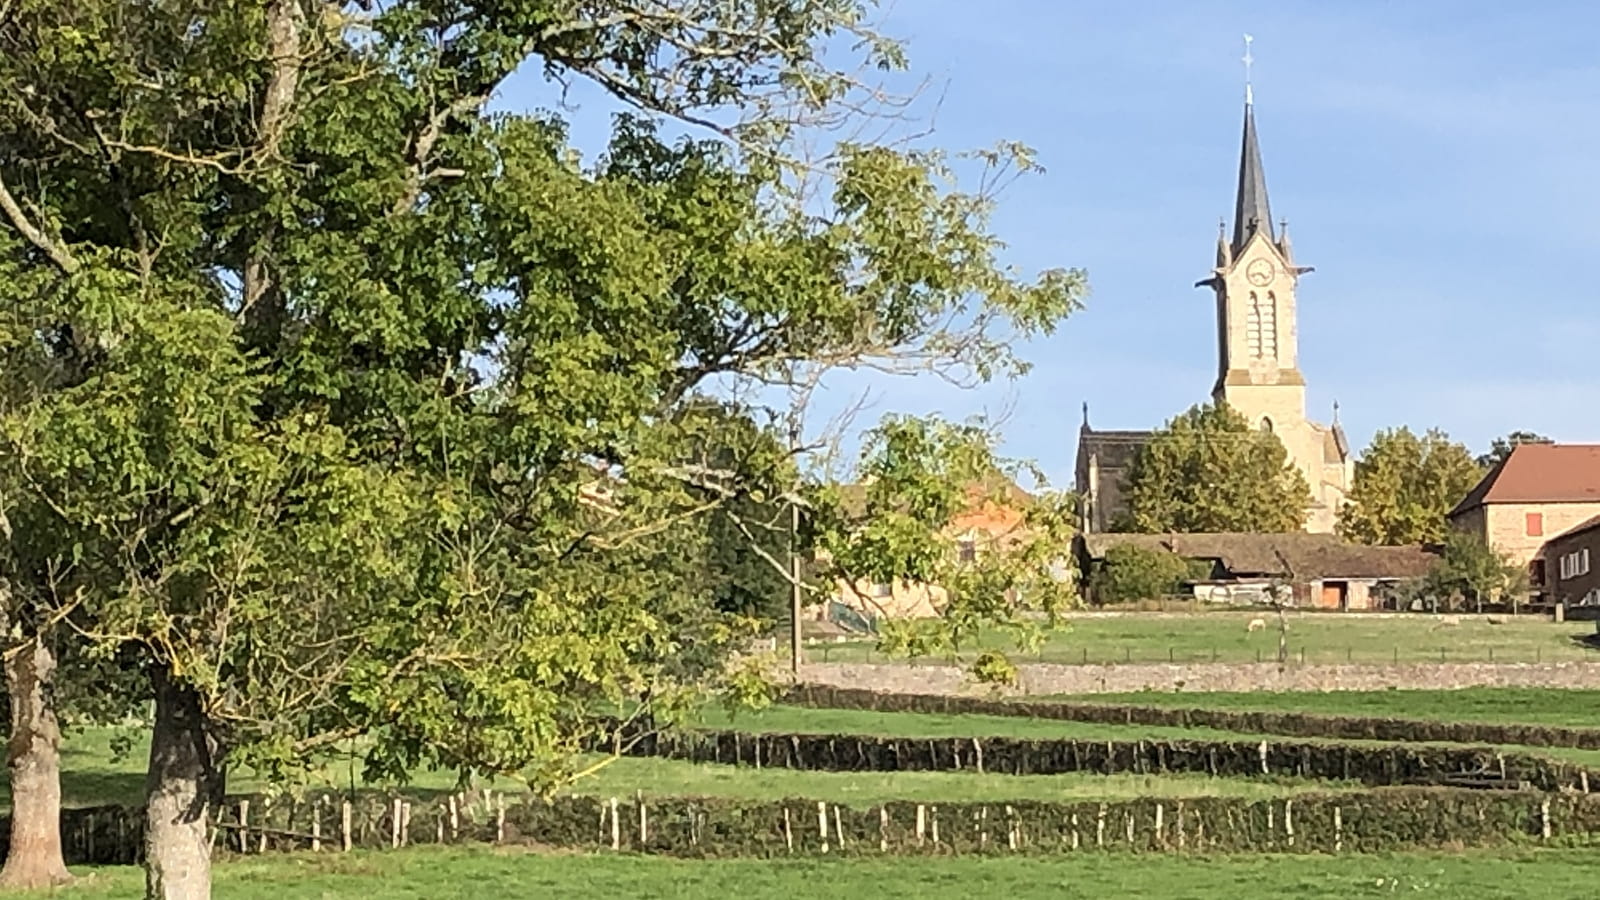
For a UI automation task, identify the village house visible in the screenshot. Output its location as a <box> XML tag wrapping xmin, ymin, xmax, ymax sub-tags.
<box><xmin>1543</xmin><ymin>516</ymin><xmax>1600</xmax><ymax>611</ymax></box>
<box><xmin>824</xmin><ymin>479</ymin><xmax>1050</xmax><ymax>623</ymax></box>
<box><xmin>1447</xmin><ymin>443</ymin><xmax>1600</xmax><ymax>604</ymax></box>
<box><xmin>1076</xmin><ymin>532</ymin><xmax>1437</xmax><ymax>610</ymax></box>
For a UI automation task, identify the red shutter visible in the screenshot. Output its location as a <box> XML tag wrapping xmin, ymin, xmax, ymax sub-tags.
<box><xmin>1527</xmin><ymin>512</ymin><xmax>1544</xmax><ymax>537</ymax></box>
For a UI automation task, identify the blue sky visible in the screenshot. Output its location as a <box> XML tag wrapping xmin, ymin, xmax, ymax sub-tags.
<box><xmin>503</xmin><ymin>2</ymin><xmax>1600</xmax><ymax>486</ymax></box>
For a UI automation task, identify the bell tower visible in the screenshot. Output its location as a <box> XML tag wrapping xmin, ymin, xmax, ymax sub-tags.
<box><xmin>1196</xmin><ymin>69</ymin><xmax>1313</xmax><ymax>434</ymax></box>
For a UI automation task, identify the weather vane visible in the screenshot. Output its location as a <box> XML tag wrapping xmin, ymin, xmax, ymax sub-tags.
<box><xmin>1243</xmin><ymin>34</ymin><xmax>1255</xmax><ymax>104</ymax></box>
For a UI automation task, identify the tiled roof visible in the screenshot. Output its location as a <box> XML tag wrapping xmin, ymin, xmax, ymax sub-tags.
<box><xmin>1081</xmin><ymin>532</ymin><xmax>1436</xmax><ymax>581</ymax></box>
<box><xmin>1449</xmin><ymin>443</ymin><xmax>1600</xmax><ymax>517</ymax></box>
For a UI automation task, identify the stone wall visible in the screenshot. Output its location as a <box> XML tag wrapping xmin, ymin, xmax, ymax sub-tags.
<box><xmin>801</xmin><ymin>660</ymin><xmax>1600</xmax><ymax>696</ymax></box>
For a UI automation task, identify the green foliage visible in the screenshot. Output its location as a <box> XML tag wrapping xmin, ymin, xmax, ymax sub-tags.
<box><xmin>812</xmin><ymin>416</ymin><xmax>1078</xmax><ymax>660</ymax></box>
<box><xmin>1122</xmin><ymin>403</ymin><xmax>1311</xmax><ymax>534</ymax></box>
<box><xmin>1477</xmin><ymin>431</ymin><xmax>1553</xmax><ymax>469</ymax></box>
<box><xmin>1088</xmin><ymin>544</ymin><xmax>1195</xmax><ymax>605</ymax></box>
<box><xmin>1424</xmin><ymin>531</ymin><xmax>1527</xmax><ymax>609</ymax></box>
<box><xmin>968</xmin><ymin>651</ymin><xmax>1019</xmax><ymax>687</ymax></box>
<box><xmin>1338</xmin><ymin>428</ymin><xmax>1484</xmax><ymax>545</ymax></box>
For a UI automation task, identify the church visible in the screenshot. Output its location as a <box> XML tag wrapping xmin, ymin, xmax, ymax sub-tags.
<box><xmin>1075</xmin><ymin>86</ymin><xmax>1353</xmax><ymax>535</ymax></box>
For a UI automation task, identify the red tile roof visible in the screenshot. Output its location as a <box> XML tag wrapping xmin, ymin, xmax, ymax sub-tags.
<box><xmin>1450</xmin><ymin>444</ymin><xmax>1600</xmax><ymax>517</ymax></box>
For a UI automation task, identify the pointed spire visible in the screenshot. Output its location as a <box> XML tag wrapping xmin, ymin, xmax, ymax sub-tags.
<box><xmin>1231</xmin><ymin>35</ymin><xmax>1272</xmax><ymax>254</ymax></box>
<box><xmin>1232</xmin><ymin>96</ymin><xmax>1273</xmax><ymax>253</ymax></box>
<box><xmin>1081</xmin><ymin>401</ymin><xmax>1090</xmax><ymax>429</ymax></box>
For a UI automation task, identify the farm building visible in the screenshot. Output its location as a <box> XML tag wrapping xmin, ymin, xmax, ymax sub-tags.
<box><xmin>1448</xmin><ymin>442</ymin><xmax>1600</xmax><ymax>606</ymax></box>
<box><xmin>1077</xmin><ymin>532</ymin><xmax>1437</xmax><ymax>609</ymax></box>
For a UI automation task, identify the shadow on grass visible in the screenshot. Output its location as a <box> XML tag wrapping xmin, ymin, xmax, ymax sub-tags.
<box><xmin>1564</xmin><ymin>630</ymin><xmax>1600</xmax><ymax>654</ymax></box>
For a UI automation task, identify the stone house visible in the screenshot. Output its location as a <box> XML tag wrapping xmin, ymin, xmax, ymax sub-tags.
<box><xmin>1447</xmin><ymin>443</ymin><xmax>1600</xmax><ymax>602</ymax></box>
<box><xmin>825</xmin><ymin>480</ymin><xmax>1049</xmax><ymax>621</ymax></box>
<box><xmin>1077</xmin><ymin>532</ymin><xmax>1437</xmax><ymax>610</ymax></box>
<box><xmin>1076</xmin><ymin>85</ymin><xmax>1352</xmax><ymax>535</ymax></box>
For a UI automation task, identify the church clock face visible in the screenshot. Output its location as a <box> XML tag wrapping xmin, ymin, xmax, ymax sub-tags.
<box><xmin>1245</xmin><ymin>258</ymin><xmax>1275</xmax><ymax>287</ymax></box>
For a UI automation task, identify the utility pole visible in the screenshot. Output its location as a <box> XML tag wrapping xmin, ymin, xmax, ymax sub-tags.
<box><xmin>789</xmin><ymin>422</ymin><xmax>804</xmax><ymax>676</ymax></box>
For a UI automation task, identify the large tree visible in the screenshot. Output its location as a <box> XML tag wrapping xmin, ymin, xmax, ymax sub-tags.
<box><xmin>0</xmin><ymin>2</ymin><xmax>1084</xmax><ymax>896</ymax></box>
<box><xmin>1477</xmin><ymin>431</ymin><xmax>1553</xmax><ymax>469</ymax></box>
<box><xmin>1121</xmin><ymin>403</ymin><xmax>1311</xmax><ymax>534</ymax></box>
<box><xmin>1338</xmin><ymin>428</ymin><xmax>1484</xmax><ymax>546</ymax></box>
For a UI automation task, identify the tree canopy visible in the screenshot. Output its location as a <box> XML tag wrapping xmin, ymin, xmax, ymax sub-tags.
<box><xmin>1121</xmin><ymin>403</ymin><xmax>1311</xmax><ymax>534</ymax></box>
<box><xmin>1477</xmin><ymin>431</ymin><xmax>1553</xmax><ymax>469</ymax></box>
<box><xmin>0</xmin><ymin>2</ymin><xmax>1085</xmax><ymax>895</ymax></box>
<box><xmin>1088</xmin><ymin>543</ymin><xmax>1196</xmax><ymax>606</ymax></box>
<box><xmin>1422</xmin><ymin>530</ymin><xmax>1526</xmax><ymax>611</ymax></box>
<box><xmin>1338</xmin><ymin>428</ymin><xmax>1483</xmax><ymax>546</ymax></box>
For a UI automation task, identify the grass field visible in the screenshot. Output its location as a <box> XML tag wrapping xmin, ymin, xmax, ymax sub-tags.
<box><xmin>812</xmin><ymin>612</ymin><xmax>1600</xmax><ymax>666</ymax></box>
<box><xmin>37</xmin><ymin>690</ymin><xmax>1600</xmax><ymax>812</ymax></box>
<box><xmin>1069</xmin><ymin>687</ymin><xmax>1600</xmax><ymax>727</ymax></box>
<box><xmin>41</xmin><ymin>723</ymin><xmax>1337</xmax><ymax>810</ymax></box>
<box><xmin>29</xmin><ymin>846</ymin><xmax>1600</xmax><ymax>899</ymax></box>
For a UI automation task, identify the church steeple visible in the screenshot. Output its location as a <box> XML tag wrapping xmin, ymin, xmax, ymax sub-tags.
<box><xmin>1231</xmin><ymin>94</ymin><xmax>1273</xmax><ymax>254</ymax></box>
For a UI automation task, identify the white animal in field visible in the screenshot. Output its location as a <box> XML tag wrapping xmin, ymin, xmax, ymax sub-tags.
<box><xmin>1247</xmin><ymin>618</ymin><xmax>1267</xmax><ymax>633</ymax></box>
<box><xmin>1437</xmin><ymin>614</ymin><xmax>1461</xmax><ymax>627</ymax></box>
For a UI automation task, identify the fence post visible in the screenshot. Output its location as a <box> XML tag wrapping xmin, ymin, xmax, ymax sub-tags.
<box><xmin>238</xmin><ymin>799</ymin><xmax>250</xmax><ymax>854</ymax></box>
<box><xmin>880</xmin><ymin>807</ymin><xmax>889</xmax><ymax>852</ymax></box>
<box><xmin>637</xmin><ymin>791</ymin><xmax>648</xmax><ymax>846</ymax></box>
<box><xmin>341</xmin><ymin>800</ymin><xmax>352</xmax><ymax>852</ymax></box>
<box><xmin>610</xmin><ymin>797</ymin><xmax>620</xmax><ymax>850</ymax></box>
<box><xmin>916</xmin><ymin>805</ymin><xmax>926</xmax><ymax>846</ymax></box>
<box><xmin>495</xmin><ymin>793</ymin><xmax>506</xmax><ymax>844</ymax></box>
<box><xmin>311</xmin><ymin>797</ymin><xmax>322</xmax><ymax>852</ymax></box>
<box><xmin>818</xmin><ymin>801</ymin><xmax>829</xmax><ymax>853</ymax></box>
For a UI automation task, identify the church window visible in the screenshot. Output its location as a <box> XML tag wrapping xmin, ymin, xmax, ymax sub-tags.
<box><xmin>1247</xmin><ymin>292</ymin><xmax>1277</xmax><ymax>360</ymax></box>
<box><xmin>1262</xmin><ymin>292</ymin><xmax>1278</xmax><ymax>358</ymax></box>
<box><xmin>1246</xmin><ymin>292</ymin><xmax>1263</xmax><ymax>357</ymax></box>
<box><xmin>1260</xmin><ymin>418</ymin><xmax>1274</xmax><ymax>433</ymax></box>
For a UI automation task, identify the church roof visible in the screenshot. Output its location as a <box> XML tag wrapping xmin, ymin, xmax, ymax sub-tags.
<box><xmin>1449</xmin><ymin>443</ymin><xmax>1600</xmax><ymax>517</ymax></box>
<box><xmin>1232</xmin><ymin>97</ymin><xmax>1274</xmax><ymax>255</ymax></box>
<box><xmin>1076</xmin><ymin>428</ymin><xmax>1154</xmax><ymax>472</ymax></box>
<box><xmin>1081</xmin><ymin>532</ymin><xmax>1436</xmax><ymax>582</ymax></box>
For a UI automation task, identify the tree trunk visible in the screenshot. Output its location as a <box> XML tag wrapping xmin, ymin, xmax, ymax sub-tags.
<box><xmin>144</xmin><ymin>668</ymin><xmax>218</xmax><ymax>900</ymax></box>
<box><xmin>0</xmin><ymin>636</ymin><xmax>72</xmax><ymax>889</ymax></box>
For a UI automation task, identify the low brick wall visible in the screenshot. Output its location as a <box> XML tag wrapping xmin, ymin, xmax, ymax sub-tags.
<box><xmin>801</xmin><ymin>661</ymin><xmax>1600</xmax><ymax>696</ymax></box>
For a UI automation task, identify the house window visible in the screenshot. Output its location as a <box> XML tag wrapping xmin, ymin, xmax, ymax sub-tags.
<box><xmin>958</xmin><ymin>539</ymin><xmax>976</xmax><ymax>563</ymax></box>
<box><xmin>1526</xmin><ymin>512</ymin><xmax>1544</xmax><ymax>537</ymax></box>
<box><xmin>1561</xmin><ymin>550</ymin><xmax>1591</xmax><ymax>581</ymax></box>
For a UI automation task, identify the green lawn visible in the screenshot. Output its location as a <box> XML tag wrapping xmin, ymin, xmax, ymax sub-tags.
<box><xmin>30</xmin><ymin>846</ymin><xmax>1600</xmax><ymax>899</ymax></box>
<box><xmin>568</xmin><ymin>756</ymin><xmax>1340</xmax><ymax>804</ymax></box>
<box><xmin>43</xmin><ymin>699</ymin><xmax>1600</xmax><ymax>813</ymax></box>
<box><xmin>1065</xmin><ymin>687</ymin><xmax>1600</xmax><ymax>727</ymax></box>
<box><xmin>812</xmin><ymin>612</ymin><xmax>1600</xmax><ymax>666</ymax></box>
<box><xmin>703</xmin><ymin>703</ymin><xmax>1600</xmax><ymax>769</ymax></box>
<box><xmin>47</xmin><ymin>723</ymin><xmax>1332</xmax><ymax>810</ymax></box>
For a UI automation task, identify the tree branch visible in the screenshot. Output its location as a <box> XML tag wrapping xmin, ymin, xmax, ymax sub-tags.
<box><xmin>0</xmin><ymin>171</ymin><xmax>77</xmax><ymax>273</ymax></box>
